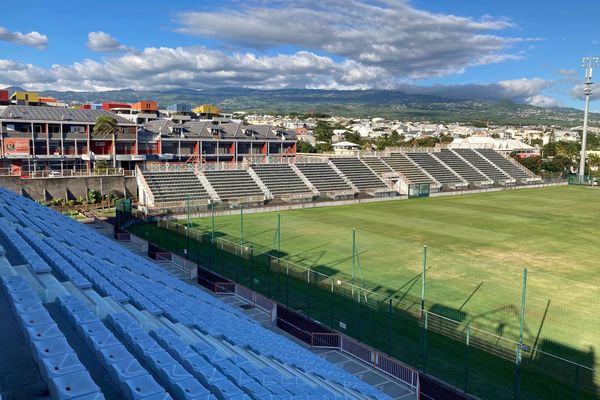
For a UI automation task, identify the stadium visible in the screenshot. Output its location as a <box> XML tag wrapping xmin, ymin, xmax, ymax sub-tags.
<box><xmin>0</xmin><ymin>139</ymin><xmax>597</xmax><ymax>400</ymax></box>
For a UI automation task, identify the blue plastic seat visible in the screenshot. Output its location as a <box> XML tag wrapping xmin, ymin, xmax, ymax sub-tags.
<box><xmin>106</xmin><ymin>313</ymin><xmax>140</xmax><ymax>333</ymax></box>
<box><xmin>14</xmin><ymin>299</ymin><xmax>46</xmax><ymax>314</ymax></box>
<box><xmin>242</xmin><ymin>381</ymin><xmax>271</xmax><ymax>398</ymax></box>
<box><xmin>171</xmin><ymin>378</ymin><xmax>212</xmax><ymax>400</ymax></box>
<box><xmin>96</xmin><ymin>344</ymin><xmax>135</xmax><ymax>365</ymax></box>
<box><xmin>144</xmin><ymin>350</ymin><xmax>178</xmax><ymax>371</ymax></box>
<box><xmin>32</xmin><ymin>336</ymin><xmax>73</xmax><ymax>366</ymax></box>
<box><xmin>26</xmin><ymin>322</ymin><xmax>64</xmax><ymax>344</ymax></box>
<box><xmin>0</xmin><ymin>275</ymin><xmax>29</xmax><ymax>294</ymax></box>
<box><xmin>157</xmin><ymin>363</ymin><xmax>193</xmax><ymax>384</ymax></box>
<box><xmin>70</xmin><ymin>392</ymin><xmax>106</xmax><ymax>399</ymax></box>
<box><xmin>48</xmin><ymin>370</ymin><xmax>101</xmax><ymax>400</ymax></box>
<box><xmin>39</xmin><ymin>352</ymin><xmax>86</xmax><ymax>382</ymax></box>
<box><xmin>87</xmin><ymin>332</ymin><xmax>122</xmax><ymax>351</ymax></box>
<box><xmin>138</xmin><ymin>393</ymin><xmax>174</xmax><ymax>400</ymax></box>
<box><xmin>106</xmin><ymin>358</ymin><xmax>148</xmax><ymax>384</ymax></box>
<box><xmin>208</xmin><ymin>378</ymin><xmax>245</xmax><ymax>399</ymax></box>
<box><xmin>122</xmin><ymin>328</ymin><xmax>153</xmax><ymax>347</ymax></box>
<box><xmin>19</xmin><ymin>310</ymin><xmax>55</xmax><ymax>330</ymax></box>
<box><xmin>119</xmin><ymin>374</ymin><xmax>167</xmax><ymax>400</ymax></box>
<box><xmin>70</xmin><ymin>310</ymin><xmax>100</xmax><ymax>327</ymax></box>
<box><xmin>78</xmin><ymin>321</ymin><xmax>111</xmax><ymax>340</ymax></box>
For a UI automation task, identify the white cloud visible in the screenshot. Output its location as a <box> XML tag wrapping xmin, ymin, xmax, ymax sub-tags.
<box><xmin>0</xmin><ymin>47</ymin><xmax>558</xmax><ymax>106</ymax></box>
<box><xmin>87</xmin><ymin>31</ymin><xmax>132</xmax><ymax>52</ymax></box>
<box><xmin>525</xmin><ymin>95</ymin><xmax>560</xmax><ymax>107</ymax></box>
<box><xmin>0</xmin><ymin>47</ymin><xmax>392</xmax><ymax>91</ymax></box>
<box><xmin>176</xmin><ymin>0</ymin><xmax>534</xmax><ymax>79</ymax></box>
<box><xmin>0</xmin><ymin>26</ymin><xmax>47</xmax><ymax>48</ymax></box>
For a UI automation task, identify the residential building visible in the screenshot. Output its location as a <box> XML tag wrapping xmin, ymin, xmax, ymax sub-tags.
<box><xmin>0</xmin><ymin>105</ymin><xmax>297</xmax><ymax>174</ymax></box>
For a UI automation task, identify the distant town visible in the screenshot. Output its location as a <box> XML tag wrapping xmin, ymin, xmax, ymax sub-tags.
<box><xmin>0</xmin><ymin>88</ymin><xmax>597</xmax><ymax>179</ymax></box>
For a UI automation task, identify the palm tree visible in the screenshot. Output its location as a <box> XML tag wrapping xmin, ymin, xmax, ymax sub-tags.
<box><xmin>587</xmin><ymin>153</ymin><xmax>600</xmax><ymax>176</ymax></box>
<box><xmin>92</xmin><ymin>116</ymin><xmax>120</xmax><ymax>168</ymax></box>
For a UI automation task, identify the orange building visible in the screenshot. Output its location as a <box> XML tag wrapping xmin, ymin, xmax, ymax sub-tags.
<box><xmin>131</xmin><ymin>101</ymin><xmax>158</xmax><ymax>112</ymax></box>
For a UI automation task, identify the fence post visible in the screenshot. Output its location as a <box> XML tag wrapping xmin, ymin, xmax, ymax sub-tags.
<box><xmin>267</xmin><ymin>255</ymin><xmax>271</xmax><ymax>298</ymax></box>
<box><xmin>286</xmin><ymin>266</ymin><xmax>290</xmax><ymax>307</ymax></box>
<box><xmin>464</xmin><ymin>324</ymin><xmax>470</xmax><ymax>393</ymax></box>
<box><xmin>514</xmin><ymin>268</ymin><xmax>528</xmax><ymax>400</ymax></box>
<box><xmin>421</xmin><ymin>312</ymin><xmax>428</xmax><ymax>373</ymax></box>
<box><xmin>250</xmin><ymin>247</ymin><xmax>254</xmax><ymax>291</ymax></box>
<box><xmin>330</xmin><ymin>277</ymin><xmax>334</xmax><ymax>328</ymax></box>
<box><xmin>574</xmin><ymin>364</ymin><xmax>580</xmax><ymax>400</ymax></box>
<box><xmin>387</xmin><ymin>299</ymin><xmax>392</xmax><ymax>356</ymax></box>
<box><xmin>306</xmin><ymin>272</ymin><xmax>311</xmax><ymax>318</ymax></box>
<box><xmin>421</xmin><ymin>245</ymin><xmax>427</xmax><ymax>317</ymax></box>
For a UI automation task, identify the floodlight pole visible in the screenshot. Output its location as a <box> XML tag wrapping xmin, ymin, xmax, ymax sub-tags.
<box><xmin>579</xmin><ymin>56</ymin><xmax>598</xmax><ymax>179</ymax></box>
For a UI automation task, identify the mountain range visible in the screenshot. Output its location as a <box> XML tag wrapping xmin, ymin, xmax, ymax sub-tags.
<box><xmin>3</xmin><ymin>86</ymin><xmax>596</xmax><ymax>127</ymax></box>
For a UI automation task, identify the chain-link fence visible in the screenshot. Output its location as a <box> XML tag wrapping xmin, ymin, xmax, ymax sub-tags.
<box><xmin>126</xmin><ymin>211</ymin><xmax>598</xmax><ymax>400</ymax></box>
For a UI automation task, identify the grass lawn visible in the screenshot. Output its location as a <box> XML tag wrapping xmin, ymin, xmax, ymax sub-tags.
<box><xmin>129</xmin><ymin>185</ymin><xmax>599</xmax><ymax>399</ymax></box>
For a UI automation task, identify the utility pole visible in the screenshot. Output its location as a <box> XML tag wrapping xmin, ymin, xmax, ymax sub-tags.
<box><xmin>579</xmin><ymin>56</ymin><xmax>598</xmax><ymax>179</ymax></box>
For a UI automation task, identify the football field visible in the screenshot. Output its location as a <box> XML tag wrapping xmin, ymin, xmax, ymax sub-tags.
<box><xmin>129</xmin><ymin>185</ymin><xmax>600</xmax><ymax>398</ymax></box>
<box><xmin>189</xmin><ymin>186</ymin><xmax>599</xmax><ymax>354</ymax></box>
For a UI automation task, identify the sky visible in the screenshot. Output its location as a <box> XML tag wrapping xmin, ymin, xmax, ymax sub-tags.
<box><xmin>0</xmin><ymin>0</ymin><xmax>597</xmax><ymax>110</ymax></box>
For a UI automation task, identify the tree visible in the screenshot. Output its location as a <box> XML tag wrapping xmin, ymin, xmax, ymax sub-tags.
<box><xmin>93</xmin><ymin>116</ymin><xmax>120</xmax><ymax>168</ymax></box>
<box><xmin>297</xmin><ymin>141</ymin><xmax>317</xmax><ymax>153</ymax></box>
<box><xmin>313</xmin><ymin>121</ymin><xmax>334</xmax><ymax>143</ymax></box>
<box><xmin>343</xmin><ymin>131</ymin><xmax>362</xmax><ymax>145</ymax></box>
<box><xmin>93</xmin><ymin>116</ymin><xmax>119</xmax><ymax>137</ymax></box>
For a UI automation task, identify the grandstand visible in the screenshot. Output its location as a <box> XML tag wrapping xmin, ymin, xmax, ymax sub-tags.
<box><xmin>404</xmin><ymin>152</ymin><xmax>468</xmax><ymax>190</ymax></box>
<box><xmin>249</xmin><ymin>164</ymin><xmax>314</xmax><ymax>201</ymax></box>
<box><xmin>453</xmin><ymin>148</ymin><xmax>515</xmax><ymax>185</ymax></box>
<box><xmin>295</xmin><ymin>162</ymin><xmax>357</xmax><ymax>199</ymax></box>
<box><xmin>203</xmin><ymin>169</ymin><xmax>266</xmax><ymax>203</ymax></box>
<box><xmin>380</xmin><ymin>153</ymin><xmax>439</xmax><ymax>188</ymax></box>
<box><xmin>136</xmin><ymin>149</ymin><xmax>542</xmax><ymax>210</ymax></box>
<box><xmin>0</xmin><ymin>187</ymin><xmax>402</xmax><ymax>399</ymax></box>
<box><xmin>142</xmin><ymin>170</ymin><xmax>209</xmax><ymax>205</ymax></box>
<box><xmin>328</xmin><ymin>157</ymin><xmax>394</xmax><ymax>195</ymax></box>
<box><xmin>361</xmin><ymin>156</ymin><xmax>395</xmax><ymax>175</ymax></box>
<box><xmin>433</xmin><ymin>149</ymin><xmax>493</xmax><ymax>187</ymax></box>
<box><xmin>475</xmin><ymin>148</ymin><xmax>541</xmax><ymax>183</ymax></box>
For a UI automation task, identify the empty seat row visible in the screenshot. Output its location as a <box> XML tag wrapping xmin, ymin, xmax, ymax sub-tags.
<box><xmin>295</xmin><ymin>163</ymin><xmax>353</xmax><ymax>194</ymax></box>
<box><xmin>453</xmin><ymin>149</ymin><xmax>512</xmax><ymax>183</ymax></box>
<box><xmin>475</xmin><ymin>149</ymin><xmax>533</xmax><ymax>181</ymax></box>
<box><xmin>381</xmin><ymin>153</ymin><xmax>436</xmax><ymax>185</ymax></box>
<box><xmin>202</xmin><ymin>170</ymin><xmax>264</xmax><ymax>200</ymax></box>
<box><xmin>250</xmin><ymin>164</ymin><xmax>312</xmax><ymax>195</ymax></box>
<box><xmin>0</xmin><ymin>275</ymin><xmax>104</xmax><ymax>400</ymax></box>
<box><xmin>433</xmin><ymin>149</ymin><xmax>490</xmax><ymax>185</ymax></box>
<box><xmin>56</xmin><ymin>295</ymin><xmax>173</xmax><ymax>400</ymax></box>
<box><xmin>405</xmin><ymin>153</ymin><xmax>465</xmax><ymax>187</ymax></box>
<box><xmin>142</xmin><ymin>171</ymin><xmax>209</xmax><ymax>204</ymax></box>
<box><xmin>329</xmin><ymin>158</ymin><xmax>389</xmax><ymax>191</ymax></box>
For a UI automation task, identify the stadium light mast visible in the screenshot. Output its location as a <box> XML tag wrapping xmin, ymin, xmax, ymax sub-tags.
<box><xmin>579</xmin><ymin>56</ymin><xmax>599</xmax><ymax>179</ymax></box>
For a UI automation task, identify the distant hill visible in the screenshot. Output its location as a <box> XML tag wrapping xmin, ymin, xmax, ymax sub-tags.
<box><xmin>1</xmin><ymin>86</ymin><xmax>595</xmax><ymax>126</ymax></box>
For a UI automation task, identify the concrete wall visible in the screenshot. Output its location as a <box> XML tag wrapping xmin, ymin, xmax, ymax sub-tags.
<box><xmin>0</xmin><ymin>175</ymin><xmax>138</xmax><ymax>201</ymax></box>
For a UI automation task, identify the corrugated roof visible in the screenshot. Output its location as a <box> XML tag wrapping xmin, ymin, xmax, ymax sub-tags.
<box><xmin>0</xmin><ymin>105</ymin><xmax>135</xmax><ymax>125</ymax></box>
<box><xmin>142</xmin><ymin>120</ymin><xmax>296</xmax><ymax>140</ymax></box>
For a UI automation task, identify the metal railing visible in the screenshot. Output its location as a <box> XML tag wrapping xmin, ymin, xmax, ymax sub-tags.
<box><xmin>24</xmin><ymin>168</ymin><xmax>126</xmax><ymax>178</ymax></box>
<box><xmin>310</xmin><ymin>330</ymin><xmax>420</xmax><ymax>391</ymax></box>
